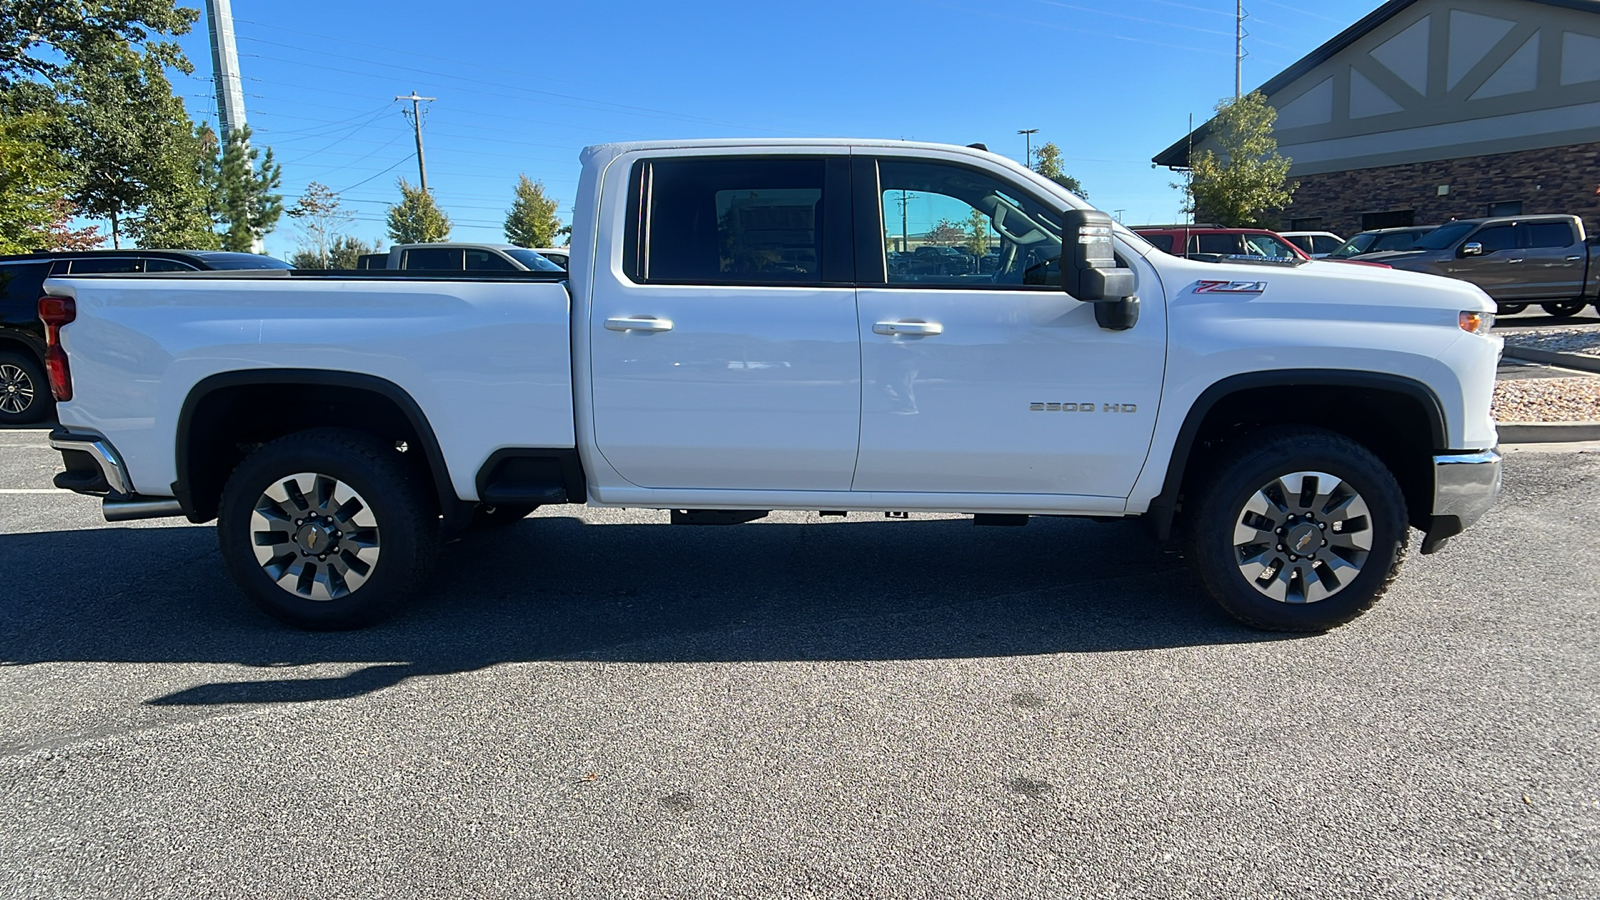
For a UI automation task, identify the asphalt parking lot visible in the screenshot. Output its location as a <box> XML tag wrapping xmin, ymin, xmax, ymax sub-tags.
<box><xmin>1</xmin><ymin>427</ymin><xmax>1597</xmax><ymax>898</ymax></box>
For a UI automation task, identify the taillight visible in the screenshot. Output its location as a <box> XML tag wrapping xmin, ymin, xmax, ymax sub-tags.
<box><xmin>38</xmin><ymin>295</ymin><xmax>75</xmax><ymax>402</ymax></box>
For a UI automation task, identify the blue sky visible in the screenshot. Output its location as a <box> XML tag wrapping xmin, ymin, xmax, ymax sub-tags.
<box><xmin>163</xmin><ymin>0</ymin><xmax>1388</xmax><ymax>259</ymax></box>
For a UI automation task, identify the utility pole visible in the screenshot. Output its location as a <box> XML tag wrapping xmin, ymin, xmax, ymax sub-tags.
<box><xmin>1235</xmin><ymin>0</ymin><xmax>1246</xmax><ymax>99</ymax></box>
<box><xmin>398</xmin><ymin>91</ymin><xmax>436</xmax><ymax>191</ymax></box>
<box><xmin>1017</xmin><ymin>128</ymin><xmax>1039</xmax><ymax>170</ymax></box>
<box><xmin>205</xmin><ymin>0</ymin><xmax>264</xmax><ymax>252</ymax></box>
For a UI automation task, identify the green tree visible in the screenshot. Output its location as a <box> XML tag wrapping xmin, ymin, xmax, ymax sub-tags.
<box><xmin>924</xmin><ymin>218</ymin><xmax>966</xmax><ymax>247</ymax></box>
<box><xmin>215</xmin><ymin>123</ymin><xmax>282</xmax><ymax>252</ymax></box>
<box><xmin>964</xmin><ymin>208</ymin><xmax>991</xmax><ymax>258</ymax></box>
<box><xmin>503</xmin><ymin>174</ymin><xmax>561</xmax><ymax>248</ymax></box>
<box><xmin>1032</xmin><ymin>142</ymin><xmax>1087</xmax><ymax>198</ymax></box>
<box><xmin>386</xmin><ymin>177</ymin><xmax>450</xmax><ymax>244</ymax></box>
<box><xmin>1182</xmin><ymin>91</ymin><xmax>1296</xmax><ymax>227</ymax></box>
<box><xmin>0</xmin><ymin>109</ymin><xmax>92</xmax><ymax>252</ymax></box>
<box><xmin>287</xmin><ymin>181</ymin><xmax>350</xmax><ymax>267</ymax></box>
<box><xmin>291</xmin><ymin>234</ymin><xmax>379</xmax><ymax>269</ymax></box>
<box><xmin>0</xmin><ymin>0</ymin><xmax>197</xmax><ymax>88</ymax></box>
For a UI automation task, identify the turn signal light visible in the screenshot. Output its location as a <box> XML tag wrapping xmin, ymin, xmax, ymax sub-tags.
<box><xmin>1458</xmin><ymin>310</ymin><xmax>1493</xmax><ymax>335</ymax></box>
<box><xmin>38</xmin><ymin>295</ymin><xmax>75</xmax><ymax>402</ymax></box>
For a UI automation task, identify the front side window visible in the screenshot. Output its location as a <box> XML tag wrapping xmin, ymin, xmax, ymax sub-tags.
<box><xmin>637</xmin><ymin>157</ymin><xmax>828</xmax><ymax>285</ymax></box>
<box><xmin>1471</xmin><ymin>225</ymin><xmax>1516</xmax><ymax>254</ymax></box>
<box><xmin>1415</xmin><ymin>222</ymin><xmax>1476</xmax><ymax>250</ymax></box>
<box><xmin>1241</xmin><ymin>234</ymin><xmax>1300</xmax><ymax>259</ymax></box>
<box><xmin>464</xmin><ymin>249</ymin><xmax>517</xmax><ymax>271</ymax></box>
<box><xmin>878</xmin><ymin>160</ymin><xmax>1061</xmax><ymax>287</ymax></box>
<box><xmin>503</xmin><ymin>248</ymin><xmax>563</xmax><ymax>271</ymax></box>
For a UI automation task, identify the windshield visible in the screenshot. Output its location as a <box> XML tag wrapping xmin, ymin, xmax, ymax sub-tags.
<box><xmin>1328</xmin><ymin>233</ymin><xmax>1376</xmax><ymax>258</ymax></box>
<box><xmin>504</xmin><ymin>248</ymin><xmax>563</xmax><ymax>272</ymax></box>
<box><xmin>1413</xmin><ymin>222</ymin><xmax>1476</xmax><ymax>250</ymax></box>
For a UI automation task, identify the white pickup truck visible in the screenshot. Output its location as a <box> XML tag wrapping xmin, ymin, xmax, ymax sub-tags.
<box><xmin>40</xmin><ymin>139</ymin><xmax>1503</xmax><ymax>632</ymax></box>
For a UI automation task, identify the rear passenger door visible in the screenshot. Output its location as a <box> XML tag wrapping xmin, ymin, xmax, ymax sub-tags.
<box><xmin>588</xmin><ymin>153</ymin><xmax>861</xmax><ymax>491</ymax></box>
<box><xmin>1513</xmin><ymin>221</ymin><xmax>1583</xmax><ymax>300</ymax></box>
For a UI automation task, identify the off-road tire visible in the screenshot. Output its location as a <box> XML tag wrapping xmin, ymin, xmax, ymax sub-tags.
<box><xmin>1541</xmin><ymin>300</ymin><xmax>1587</xmax><ymax>318</ymax></box>
<box><xmin>1182</xmin><ymin>427</ymin><xmax>1409</xmax><ymax>632</ymax></box>
<box><xmin>217</xmin><ymin>428</ymin><xmax>439</xmax><ymax>630</ymax></box>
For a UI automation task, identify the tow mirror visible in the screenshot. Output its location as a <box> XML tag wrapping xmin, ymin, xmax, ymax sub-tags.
<box><xmin>1460</xmin><ymin>241</ymin><xmax>1483</xmax><ymax>258</ymax></box>
<box><xmin>1062</xmin><ymin>209</ymin><xmax>1139</xmax><ymax>331</ymax></box>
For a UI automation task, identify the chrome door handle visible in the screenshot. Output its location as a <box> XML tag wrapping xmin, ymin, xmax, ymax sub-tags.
<box><xmin>604</xmin><ymin>316</ymin><xmax>673</xmax><ymax>332</ymax></box>
<box><xmin>1567</xmin><ymin>256</ymin><xmax>1583</xmax><ymax>261</ymax></box>
<box><xmin>873</xmin><ymin>320</ymin><xmax>944</xmax><ymax>336</ymax></box>
<box><xmin>1507</xmin><ymin>258</ymin><xmax>1524</xmax><ymax>263</ymax></box>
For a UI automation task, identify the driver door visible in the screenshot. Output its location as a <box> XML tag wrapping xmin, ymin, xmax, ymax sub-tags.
<box><xmin>851</xmin><ymin>155</ymin><xmax>1164</xmax><ymax>498</ymax></box>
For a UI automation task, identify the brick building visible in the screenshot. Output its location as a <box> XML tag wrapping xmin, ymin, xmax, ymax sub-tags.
<box><xmin>1154</xmin><ymin>0</ymin><xmax>1600</xmax><ymax>237</ymax></box>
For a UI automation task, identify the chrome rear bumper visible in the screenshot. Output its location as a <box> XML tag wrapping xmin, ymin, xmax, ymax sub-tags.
<box><xmin>49</xmin><ymin>430</ymin><xmax>184</xmax><ymax>521</ymax></box>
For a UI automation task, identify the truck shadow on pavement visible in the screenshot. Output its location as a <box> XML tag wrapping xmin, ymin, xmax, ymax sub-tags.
<box><xmin>0</xmin><ymin>514</ymin><xmax>1299</xmax><ymax>706</ymax></box>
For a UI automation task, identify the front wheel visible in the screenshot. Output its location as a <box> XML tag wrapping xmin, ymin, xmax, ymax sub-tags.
<box><xmin>1182</xmin><ymin>428</ymin><xmax>1408</xmax><ymax>632</ymax></box>
<box><xmin>1496</xmin><ymin>302</ymin><xmax>1527</xmax><ymax>315</ymax></box>
<box><xmin>217</xmin><ymin>428</ymin><xmax>439</xmax><ymax>629</ymax></box>
<box><xmin>1541</xmin><ymin>300</ymin><xmax>1587</xmax><ymax>318</ymax></box>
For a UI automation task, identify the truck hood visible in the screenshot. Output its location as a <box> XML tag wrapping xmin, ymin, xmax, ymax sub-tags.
<box><xmin>1149</xmin><ymin>253</ymin><xmax>1494</xmax><ymax>314</ymax></box>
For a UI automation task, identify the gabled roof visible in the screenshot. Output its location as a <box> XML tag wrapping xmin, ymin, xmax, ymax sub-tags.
<box><xmin>1152</xmin><ymin>0</ymin><xmax>1600</xmax><ymax>168</ymax></box>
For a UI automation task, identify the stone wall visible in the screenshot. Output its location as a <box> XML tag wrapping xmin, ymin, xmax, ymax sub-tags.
<box><xmin>1279</xmin><ymin>142</ymin><xmax>1600</xmax><ymax>238</ymax></box>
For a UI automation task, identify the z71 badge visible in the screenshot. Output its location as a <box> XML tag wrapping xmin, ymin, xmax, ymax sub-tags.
<box><xmin>1193</xmin><ymin>280</ymin><xmax>1267</xmax><ymax>294</ymax></box>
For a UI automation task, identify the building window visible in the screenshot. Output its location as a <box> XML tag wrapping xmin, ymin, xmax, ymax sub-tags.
<box><xmin>1289</xmin><ymin>217</ymin><xmax>1323</xmax><ymax>231</ymax></box>
<box><xmin>1486</xmin><ymin>200</ymin><xmax>1523</xmax><ymax>217</ymax></box>
<box><xmin>1361</xmin><ymin>209</ymin><xmax>1415</xmax><ymax>230</ymax></box>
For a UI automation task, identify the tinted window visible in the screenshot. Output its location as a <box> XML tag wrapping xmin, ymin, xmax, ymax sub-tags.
<box><xmin>503</xmin><ymin>248</ymin><xmax>563</xmax><ymax>271</ymax></box>
<box><xmin>1414</xmin><ymin>222</ymin><xmax>1477</xmax><ymax>250</ymax></box>
<box><xmin>143</xmin><ymin>258</ymin><xmax>198</xmax><ymax>272</ymax></box>
<box><xmin>68</xmin><ymin>257</ymin><xmax>141</xmax><ymax>274</ymax></box>
<box><xmin>1329</xmin><ymin>233</ymin><xmax>1376</xmax><ymax>258</ymax></box>
<box><xmin>0</xmin><ymin>262</ymin><xmax>50</xmax><ymax>307</ymax></box>
<box><xmin>1312</xmin><ymin>235</ymin><xmax>1343</xmax><ymax>254</ymax></box>
<box><xmin>198</xmin><ymin>254</ymin><xmax>294</xmax><ymax>270</ymax></box>
<box><xmin>464</xmin><ymin>249</ymin><xmax>517</xmax><ymax>271</ymax></box>
<box><xmin>1142</xmin><ymin>234</ymin><xmax>1174</xmax><ymax>254</ymax></box>
<box><xmin>1283</xmin><ymin>235</ymin><xmax>1313</xmax><ymax>254</ymax></box>
<box><xmin>1472</xmin><ymin>225</ymin><xmax>1515</xmax><ymax>254</ymax></box>
<box><xmin>1193</xmin><ymin>234</ymin><xmax>1240</xmax><ymax>255</ymax></box>
<box><xmin>878</xmin><ymin>159</ymin><xmax>1063</xmax><ymax>288</ymax></box>
<box><xmin>1523</xmin><ymin>222</ymin><xmax>1574</xmax><ymax>249</ymax></box>
<box><xmin>1372</xmin><ymin>231</ymin><xmax>1423</xmax><ymax>251</ymax></box>
<box><xmin>402</xmin><ymin>248</ymin><xmax>462</xmax><ymax>270</ymax></box>
<box><xmin>1242</xmin><ymin>234</ymin><xmax>1300</xmax><ymax>259</ymax></box>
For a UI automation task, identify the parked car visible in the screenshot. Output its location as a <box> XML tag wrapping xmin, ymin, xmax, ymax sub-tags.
<box><xmin>1132</xmin><ymin>225</ymin><xmax>1309</xmax><ymax>262</ymax></box>
<box><xmin>0</xmin><ymin>250</ymin><xmax>291</xmax><ymax>425</ymax></box>
<box><xmin>1327</xmin><ymin>226</ymin><xmax>1438</xmax><ymax>260</ymax></box>
<box><xmin>383</xmin><ymin>243</ymin><xmax>564</xmax><ymax>272</ymax></box>
<box><xmin>1360</xmin><ymin>215</ymin><xmax>1600</xmax><ymax>316</ymax></box>
<box><xmin>531</xmin><ymin>248</ymin><xmax>569</xmax><ymax>270</ymax></box>
<box><xmin>42</xmin><ymin>138</ymin><xmax>1501</xmax><ymax>634</ymax></box>
<box><xmin>1280</xmin><ymin>230</ymin><xmax>1346</xmax><ymax>258</ymax></box>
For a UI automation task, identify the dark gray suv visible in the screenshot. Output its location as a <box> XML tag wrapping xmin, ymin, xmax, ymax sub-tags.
<box><xmin>0</xmin><ymin>250</ymin><xmax>292</xmax><ymax>424</ymax></box>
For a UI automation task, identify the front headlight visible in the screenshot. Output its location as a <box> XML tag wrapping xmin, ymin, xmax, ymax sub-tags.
<box><xmin>1459</xmin><ymin>310</ymin><xmax>1494</xmax><ymax>335</ymax></box>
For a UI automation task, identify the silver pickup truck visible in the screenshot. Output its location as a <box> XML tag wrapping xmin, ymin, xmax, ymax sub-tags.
<box><xmin>1362</xmin><ymin>215</ymin><xmax>1600</xmax><ymax>317</ymax></box>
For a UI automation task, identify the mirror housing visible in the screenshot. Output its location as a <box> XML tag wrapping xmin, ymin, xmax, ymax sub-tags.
<box><xmin>1062</xmin><ymin>209</ymin><xmax>1139</xmax><ymax>330</ymax></box>
<box><xmin>1460</xmin><ymin>241</ymin><xmax>1483</xmax><ymax>258</ymax></box>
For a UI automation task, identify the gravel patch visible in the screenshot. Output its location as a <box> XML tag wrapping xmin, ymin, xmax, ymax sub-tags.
<box><xmin>1501</xmin><ymin>324</ymin><xmax>1600</xmax><ymax>358</ymax></box>
<box><xmin>1493</xmin><ymin>376</ymin><xmax>1600</xmax><ymax>422</ymax></box>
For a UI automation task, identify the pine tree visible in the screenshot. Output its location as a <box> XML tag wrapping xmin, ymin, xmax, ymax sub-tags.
<box><xmin>216</xmin><ymin>124</ymin><xmax>283</xmax><ymax>252</ymax></box>
<box><xmin>386</xmin><ymin>178</ymin><xmax>450</xmax><ymax>244</ymax></box>
<box><xmin>503</xmin><ymin>174</ymin><xmax>561</xmax><ymax>248</ymax></box>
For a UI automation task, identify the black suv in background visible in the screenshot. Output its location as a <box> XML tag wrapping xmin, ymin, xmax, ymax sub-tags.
<box><xmin>0</xmin><ymin>250</ymin><xmax>292</xmax><ymax>424</ymax></box>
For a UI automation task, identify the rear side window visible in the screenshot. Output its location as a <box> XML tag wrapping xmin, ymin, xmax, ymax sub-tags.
<box><xmin>1142</xmin><ymin>234</ymin><xmax>1174</xmax><ymax>254</ymax></box>
<box><xmin>1283</xmin><ymin>235</ymin><xmax>1313</xmax><ymax>254</ymax></box>
<box><xmin>402</xmin><ymin>248</ymin><xmax>462</xmax><ymax>270</ymax></box>
<box><xmin>68</xmin><ymin>257</ymin><xmax>141</xmax><ymax>274</ymax></box>
<box><xmin>629</xmin><ymin>156</ymin><xmax>841</xmax><ymax>285</ymax></box>
<box><xmin>1311</xmin><ymin>235</ymin><xmax>1343</xmax><ymax>255</ymax></box>
<box><xmin>0</xmin><ymin>262</ymin><xmax>50</xmax><ymax>307</ymax></box>
<box><xmin>1522</xmin><ymin>222</ymin><xmax>1574</xmax><ymax>249</ymax></box>
<box><xmin>1192</xmin><ymin>234</ymin><xmax>1239</xmax><ymax>255</ymax></box>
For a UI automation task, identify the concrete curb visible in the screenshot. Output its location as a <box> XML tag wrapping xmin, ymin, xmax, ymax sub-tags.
<box><xmin>1498</xmin><ymin>421</ymin><xmax>1600</xmax><ymax>443</ymax></box>
<box><xmin>1501</xmin><ymin>345</ymin><xmax>1600</xmax><ymax>373</ymax></box>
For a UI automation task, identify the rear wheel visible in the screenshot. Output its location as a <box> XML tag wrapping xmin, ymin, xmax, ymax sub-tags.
<box><xmin>1182</xmin><ymin>428</ymin><xmax>1408</xmax><ymax>632</ymax></box>
<box><xmin>217</xmin><ymin>428</ymin><xmax>439</xmax><ymax>629</ymax></box>
<box><xmin>0</xmin><ymin>351</ymin><xmax>50</xmax><ymax>425</ymax></box>
<box><xmin>1541</xmin><ymin>300</ymin><xmax>1587</xmax><ymax>318</ymax></box>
